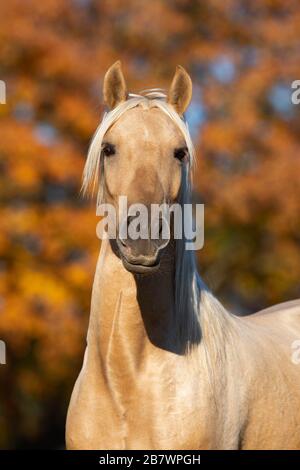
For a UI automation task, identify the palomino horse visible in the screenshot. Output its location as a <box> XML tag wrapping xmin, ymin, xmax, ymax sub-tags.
<box><xmin>66</xmin><ymin>61</ymin><xmax>300</xmax><ymax>449</ymax></box>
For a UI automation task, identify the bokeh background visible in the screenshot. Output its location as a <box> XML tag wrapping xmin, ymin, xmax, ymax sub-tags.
<box><xmin>0</xmin><ymin>0</ymin><xmax>300</xmax><ymax>449</ymax></box>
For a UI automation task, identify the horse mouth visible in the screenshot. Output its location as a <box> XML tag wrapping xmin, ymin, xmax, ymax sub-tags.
<box><xmin>121</xmin><ymin>254</ymin><xmax>161</xmax><ymax>274</ymax></box>
<box><xmin>115</xmin><ymin>237</ymin><xmax>162</xmax><ymax>274</ymax></box>
<box><xmin>117</xmin><ymin>247</ymin><xmax>160</xmax><ymax>274</ymax></box>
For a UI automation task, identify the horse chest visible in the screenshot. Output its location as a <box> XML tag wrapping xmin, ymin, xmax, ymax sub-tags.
<box><xmin>100</xmin><ymin>353</ymin><xmax>213</xmax><ymax>450</ymax></box>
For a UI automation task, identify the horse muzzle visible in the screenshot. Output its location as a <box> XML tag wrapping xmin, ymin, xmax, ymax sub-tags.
<box><xmin>117</xmin><ymin>236</ymin><xmax>165</xmax><ymax>273</ymax></box>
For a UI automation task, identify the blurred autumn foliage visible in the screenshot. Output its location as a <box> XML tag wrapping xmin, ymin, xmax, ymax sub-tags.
<box><xmin>0</xmin><ymin>0</ymin><xmax>300</xmax><ymax>448</ymax></box>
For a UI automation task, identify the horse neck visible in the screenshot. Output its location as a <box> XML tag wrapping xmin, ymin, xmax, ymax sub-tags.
<box><xmin>87</xmin><ymin>237</ymin><xmax>181</xmax><ymax>372</ymax></box>
<box><xmin>87</xmin><ymin>226</ymin><xmax>236</xmax><ymax>370</ymax></box>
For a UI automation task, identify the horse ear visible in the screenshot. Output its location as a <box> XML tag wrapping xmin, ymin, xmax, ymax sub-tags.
<box><xmin>168</xmin><ymin>65</ymin><xmax>192</xmax><ymax>115</ymax></box>
<box><xmin>103</xmin><ymin>60</ymin><xmax>127</xmax><ymax>109</ymax></box>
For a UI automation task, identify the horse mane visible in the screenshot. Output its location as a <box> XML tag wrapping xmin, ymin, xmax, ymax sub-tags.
<box><xmin>82</xmin><ymin>90</ymin><xmax>231</xmax><ymax>354</ymax></box>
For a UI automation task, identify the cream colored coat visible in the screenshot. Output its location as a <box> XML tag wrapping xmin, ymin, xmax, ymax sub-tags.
<box><xmin>66</xmin><ymin>62</ymin><xmax>300</xmax><ymax>450</ymax></box>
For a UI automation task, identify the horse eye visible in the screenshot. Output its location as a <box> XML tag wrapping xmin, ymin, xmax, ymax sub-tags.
<box><xmin>174</xmin><ymin>147</ymin><xmax>188</xmax><ymax>162</ymax></box>
<box><xmin>102</xmin><ymin>143</ymin><xmax>116</xmax><ymax>157</ymax></box>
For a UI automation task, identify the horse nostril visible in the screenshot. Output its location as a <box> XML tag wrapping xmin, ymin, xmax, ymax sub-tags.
<box><xmin>159</xmin><ymin>217</ymin><xmax>163</xmax><ymax>237</ymax></box>
<box><xmin>119</xmin><ymin>236</ymin><xmax>127</xmax><ymax>247</ymax></box>
<box><xmin>119</xmin><ymin>216</ymin><xmax>135</xmax><ymax>246</ymax></box>
<box><xmin>127</xmin><ymin>215</ymin><xmax>136</xmax><ymax>230</ymax></box>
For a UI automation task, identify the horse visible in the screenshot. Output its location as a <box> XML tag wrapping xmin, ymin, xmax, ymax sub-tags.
<box><xmin>66</xmin><ymin>61</ymin><xmax>300</xmax><ymax>450</ymax></box>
